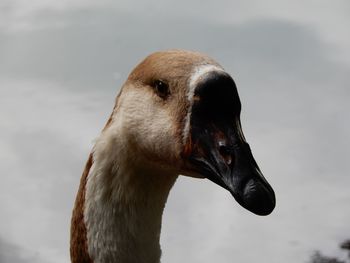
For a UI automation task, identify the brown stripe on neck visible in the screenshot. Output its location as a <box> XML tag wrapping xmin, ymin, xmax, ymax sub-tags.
<box><xmin>70</xmin><ymin>94</ymin><xmax>120</xmax><ymax>263</ymax></box>
<box><xmin>70</xmin><ymin>153</ymin><xmax>94</xmax><ymax>263</ymax></box>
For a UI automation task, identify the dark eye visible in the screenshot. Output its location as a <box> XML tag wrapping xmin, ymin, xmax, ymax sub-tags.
<box><xmin>153</xmin><ymin>80</ymin><xmax>170</xmax><ymax>99</ymax></box>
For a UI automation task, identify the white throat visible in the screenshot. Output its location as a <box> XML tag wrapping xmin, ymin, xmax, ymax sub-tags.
<box><xmin>84</xmin><ymin>116</ymin><xmax>178</xmax><ymax>263</ymax></box>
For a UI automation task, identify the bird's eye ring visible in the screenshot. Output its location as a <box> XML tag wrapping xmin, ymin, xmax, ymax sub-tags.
<box><xmin>153</xmin><ymin>80</ymin><xmax>170</xmax><ymax>99</ymax></box>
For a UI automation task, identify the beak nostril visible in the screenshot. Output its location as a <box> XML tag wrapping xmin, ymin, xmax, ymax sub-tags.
<box><xmin>219</xmin><ymin>145</ymin><xmax>230</xmax><ymax>155</ymax></box>
<box><xmin>218</xmin><ymin>144</ymin><xmax>233</xmax><ymax>166</ymax></box>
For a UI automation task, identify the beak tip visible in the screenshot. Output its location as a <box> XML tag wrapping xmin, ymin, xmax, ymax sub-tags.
<box><xmin>236</xmin><ymin>179</ymin><xmax>276</xmax><ymax>216</ymax></box>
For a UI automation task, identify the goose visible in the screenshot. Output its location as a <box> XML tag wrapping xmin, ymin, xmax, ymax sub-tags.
<box><xmin>70</xmin><ymin>49</ymin><xmax>276</xmax><ymax>263</ymax></box>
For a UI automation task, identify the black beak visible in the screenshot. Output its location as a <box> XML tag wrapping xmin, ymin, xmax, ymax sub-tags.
<box><xmin>185</xmin><ymin>71</ymin><xmax>275</xmax><ymax>216</ymax></box>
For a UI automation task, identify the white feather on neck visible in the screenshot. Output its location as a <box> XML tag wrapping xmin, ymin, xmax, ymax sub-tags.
<box><xmin>84</xmin><ymin>103</ymin><xmax>178</xmax><ymax>263</ymax></box>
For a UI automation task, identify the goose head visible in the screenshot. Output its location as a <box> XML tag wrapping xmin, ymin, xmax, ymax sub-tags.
<box><xmin>115</xmin><ymin>50</ymin><xmax>275</xmax><ymax>215</ymax></box>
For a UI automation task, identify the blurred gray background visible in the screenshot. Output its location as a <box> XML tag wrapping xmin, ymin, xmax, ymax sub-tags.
<box><xmin>1</xmin><ymin>1</ymin><xmax>349</xmax><ymax>262</ymax></box>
